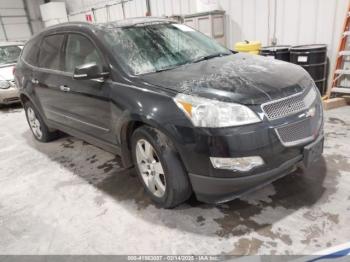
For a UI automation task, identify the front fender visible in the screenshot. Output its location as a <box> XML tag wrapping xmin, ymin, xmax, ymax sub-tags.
<box><xmin>109</xmin><ymin>81</ymin><xmax>192</xmax><ymax>167</ymax></box>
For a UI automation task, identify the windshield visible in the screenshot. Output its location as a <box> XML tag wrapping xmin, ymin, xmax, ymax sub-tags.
<box><xmin>103</xmin><ymin>23</ymin><xmax>231</xmax><ymax>75</ymax></box>
<box><xmin>0</xmin><ymin>45</ymin><xmax>22</xmax><ymax>65</ymax></box>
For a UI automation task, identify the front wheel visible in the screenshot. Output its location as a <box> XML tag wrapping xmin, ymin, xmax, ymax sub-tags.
<box><xmin>131</xmin><ymin>126</ymin><xmax>192</xmax><ymax>208</ymax></box>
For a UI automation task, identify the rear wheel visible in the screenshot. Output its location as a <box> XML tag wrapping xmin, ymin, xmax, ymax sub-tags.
<box><xmin>24</xmin><ymin>101</ymin><xmax>59</xmax><ymax>142</ymax></box>
<box><xmin>131</xmin><ymin>126</ymin><xmax>192</xmax><ymax>208</ymax></box>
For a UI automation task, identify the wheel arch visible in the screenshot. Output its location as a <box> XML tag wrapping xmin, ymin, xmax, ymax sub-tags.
<box><xmin>20</xmin><ymin>92</ymin><xmax>55</xmax><ymax>132</ymax></box>
<box><xmin>19</xmin><ymin>93</ymin><xmax>30</xmax><ymax>105</ymax></box>
<box><xmin>119</xmin><ymin>118</ymin><xmax>183</xmax><ymax>169</ymax></box>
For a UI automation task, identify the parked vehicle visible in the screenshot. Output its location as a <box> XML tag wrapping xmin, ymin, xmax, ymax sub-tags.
<box><xmin>0</xmin><ymin>42</ymin><xmax>23</xmax><ymax>106</ymax></box>
<box><xmin>14</xmin><ymin>18</ymin><xmax>324</xmax><ymax>208</ymax></box>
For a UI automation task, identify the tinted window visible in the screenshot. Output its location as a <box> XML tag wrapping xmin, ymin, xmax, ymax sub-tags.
<box><xmin>0</xmin><ymin>45</ymin><xmax>22</xmax><ymax>65</ymax></box>
<box><xmin>39</xmin><ymin>34</ymin><xmax>64</xmax><ymax>70</ymax></box>
<box><xmin>22</xmin><ymin>39</ymin><xmax>39</xmax><ymax>66</ymax></box>
<box><xmin>64</xmin><ymin>34</ymin><xmax>103</xmax><ymax>73</ymax></box>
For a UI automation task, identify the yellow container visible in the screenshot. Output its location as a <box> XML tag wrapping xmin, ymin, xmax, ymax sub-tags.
<box><xmin>235</xmin><ymin>41</ymin><xmax>261</xmax><ymax>54</ymax></box>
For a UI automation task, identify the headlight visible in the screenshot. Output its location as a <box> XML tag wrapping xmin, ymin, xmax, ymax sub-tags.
<box><xmin>0</xmin><ymin>80</ymin><xmax>10</xmax><ymax>89</ymax></box>
<box><xmin>299</xmin><ymin>76</ymin><xmax>320</xmax><ymax>106</ymax></box>
<box><xmin>174</xmin><ymin>94</ymin><xmax>261</xmax><ymax>128</ymax></box>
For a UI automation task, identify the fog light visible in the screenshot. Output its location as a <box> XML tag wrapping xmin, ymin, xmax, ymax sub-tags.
<box><xmin>210</xmin><ymin>156</ymin><xmax>264</xmax><ymax>172</ymax></box>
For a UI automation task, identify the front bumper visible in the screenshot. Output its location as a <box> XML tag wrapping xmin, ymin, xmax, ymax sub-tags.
<box><xmin>189</xmin><ymin>155</ymin><xmax>302</xmax><ymax>203</ymax></box>
<box><xmin>188</xmin><ymin>133</ymin><xmax>323</xmax><ymax>204</ymax></box>
<box><xmin>0</xmin><ymin>87</ymin><xmax>20</xmax><ymax>105</ymax></box>
<box><xmin>170</xmin><ymin>98</ymin><xmax>323</xmax><ymax>204</ymax></box>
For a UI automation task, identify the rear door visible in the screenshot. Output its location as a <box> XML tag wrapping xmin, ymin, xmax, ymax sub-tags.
<box><xmin>16</xmin><ymin>37</ymin><xmax>40</xmax><ymax>95</ymax></box>
<box><xmin>33</xmin><ymin>33</ymin><xmax>68</xmax><ymax>123</ymax></box>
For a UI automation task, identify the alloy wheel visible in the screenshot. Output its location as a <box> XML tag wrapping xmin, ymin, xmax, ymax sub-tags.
<box><xmin>135</xmin><ymin>139</ymin><xmax>166</xmax><ymax>198</ymax></box>
<box><xmin>27</xmin><ymin>107</ymin><xmax>43</xmax><ymax>139</ymax></box>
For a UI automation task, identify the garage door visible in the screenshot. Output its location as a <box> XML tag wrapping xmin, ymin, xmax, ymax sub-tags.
<box><xmin>0</xmin><ymin>0</ymin><xmax>32</xmax><ymax>41</ymax></box>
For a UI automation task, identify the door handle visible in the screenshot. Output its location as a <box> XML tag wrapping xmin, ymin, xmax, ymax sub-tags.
<box><xmin>59</xmin><ymin>85</ymin><xmax>70</xmax><ymax>92</ymax></box>
<box><xmin>31</xmin><ymin>78</ymin><xmax>39</xmax><ymax>84</ymax></box>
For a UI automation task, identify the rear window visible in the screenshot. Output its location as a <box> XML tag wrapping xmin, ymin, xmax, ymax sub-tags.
<box><xmin>22</xmin><ymin>39</ymin><xmax>40</xmax><ymax>66</ymax></box>
<box><xmin>38</xmin><ymin>34</ymin><xmax>65</xmax><ymax>70</ymax></box>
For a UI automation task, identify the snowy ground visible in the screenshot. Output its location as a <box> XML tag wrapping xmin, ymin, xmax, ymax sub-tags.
<box><xmin>0</xmin><ymin>105</ymin><xmax>349</xmax><ymax>255</ymax></box>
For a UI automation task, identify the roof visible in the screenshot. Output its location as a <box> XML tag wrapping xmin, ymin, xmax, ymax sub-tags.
<box><xmin>0</xmin><ymin>41</ymin><xmax>25</xmax><ymax>47</ymax></box>
<box><xmin>98</xmin><ymin>17</ymin><xmax>174</xmax><ymax>28</ymax></box>
<box><xmin>45</xmin><ymin>17</ymin><xmax>174</xmax><ymax>32</ymax></box>
<box><xmin>30</xmin><ymin>17</ymin><xmax>175</xmax><ymax>39</ymax></box>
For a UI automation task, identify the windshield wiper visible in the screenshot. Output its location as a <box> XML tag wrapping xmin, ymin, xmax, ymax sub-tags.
<box><xmin>149</xmin><ymin>53</ymin><xmax>229</xmax><ymax>74</ymax></box>
<box><xmin>192</xmin><ymin>52</ymin><xmax>230</xmax><ymax>63</ymax></box>
<box><xmin>153</xmin><ymin>61</ymin><xmax>189</xmax><ymax>73</ymax></box>
<box><xmin>154</xmin><ymin>66</ymin><xmax>179</xmax><ymax>73</ymax></box>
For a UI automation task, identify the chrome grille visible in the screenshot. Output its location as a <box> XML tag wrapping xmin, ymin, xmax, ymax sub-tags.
<box><xmin>261</xmin><ymin>89</ymin><xmax>317</xmax><ymax>120</ymax></box>
<box><xmin>3</xmin><ymin>97</ymin><xmax>20</xmax><ymax>104</ymax></box>
<box><xmin>275</xmin><ymin>103</ymin><xmax>322</xmax><ymax>147</ymax></box>
<box><xmin>276</xmin><ymin>118</ymin><xmax>313</xmax><ymax>146</ymax></box>
<box><xmin>262</xmin><ymin>93</ymin><xmax>305</xmax><ymax>120</ymax></box>
<box><xmin>5</xmin><ymin>97</ymin><xmax>20</xmax><ymax>102</ymax></box>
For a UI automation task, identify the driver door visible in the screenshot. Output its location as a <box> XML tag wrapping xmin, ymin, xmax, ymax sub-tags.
<box><xmin>57</xmin><ymin>33</ymin><xmax>113</xmax><ymax>142</ymax></box>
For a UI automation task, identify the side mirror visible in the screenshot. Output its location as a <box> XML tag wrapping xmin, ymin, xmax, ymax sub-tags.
<box><xmin>73</xmin><ymin>62</ymin><xmax>109</xmax><ymax>80</ymax></box>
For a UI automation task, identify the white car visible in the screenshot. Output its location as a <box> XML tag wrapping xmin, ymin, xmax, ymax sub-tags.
<box><xmin>0</xmin><ymin>42</ymin><xmax>24</xmax><ymax>106</ymax></box>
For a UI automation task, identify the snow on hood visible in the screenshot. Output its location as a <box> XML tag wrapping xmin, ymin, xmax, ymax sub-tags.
<box><xmin>141</xmin><ymin>53</ymin><xmax>314</xmax><ymax>105</ymax></box>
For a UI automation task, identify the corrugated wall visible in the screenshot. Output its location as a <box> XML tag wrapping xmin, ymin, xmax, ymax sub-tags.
<box><xmin>216</xmin><ymin>0</ymin><xmax>349</xmax><ymax>89</ymax></box>
<box><xmin>0</xmin><ymin>0</ymin><xmax>44</xmax><ymax>41</ymax></box>
<box><xmin>64</xmin><ymin>0</ymin><xmax>349</xmax><ymax>89</ymax></box>
<box><xmin>149</xmin><ymin>0</ymin><xmax>196</xmax><ymax>16</ymax></box>
<box><xmin>65</xmin><ymin>0</ymin><xmax>348</xmax><ymax>52</ymax></box>
<box><xmin>68</xmin><ymin>0</ymin><xmax>147</xmax><ymax>22</ymax></box>
<box><xmin>66</xmin><ymin>0</ymin><xmax>195</xmax><ymax>21</ymax></box>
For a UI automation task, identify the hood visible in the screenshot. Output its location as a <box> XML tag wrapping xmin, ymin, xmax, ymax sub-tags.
<box><xmin>0</xmin><ymin>65</ymin><xmax>15</xmax><ymax>81</ymax></box>
<box><xmin>140</xmin><ymin>53</ymin><xmax>313</xmax><ymax>105</ymax></box>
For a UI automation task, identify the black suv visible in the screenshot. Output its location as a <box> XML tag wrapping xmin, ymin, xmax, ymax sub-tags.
<box><xmin>15</xmin><ymin>18</ymin><xmax>324</xmax><ymax>208</ymax></box>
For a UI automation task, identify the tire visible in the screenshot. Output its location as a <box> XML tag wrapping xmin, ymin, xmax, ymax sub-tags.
<box><xmin>131</xmin><ymin>126</ymin><xmax>192</xmax><ymax>208</ymax></box>
<box><xmin>24</xmin><ymin>101</ymin><xmax>59</xmax><ymax>142</ymax></box>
